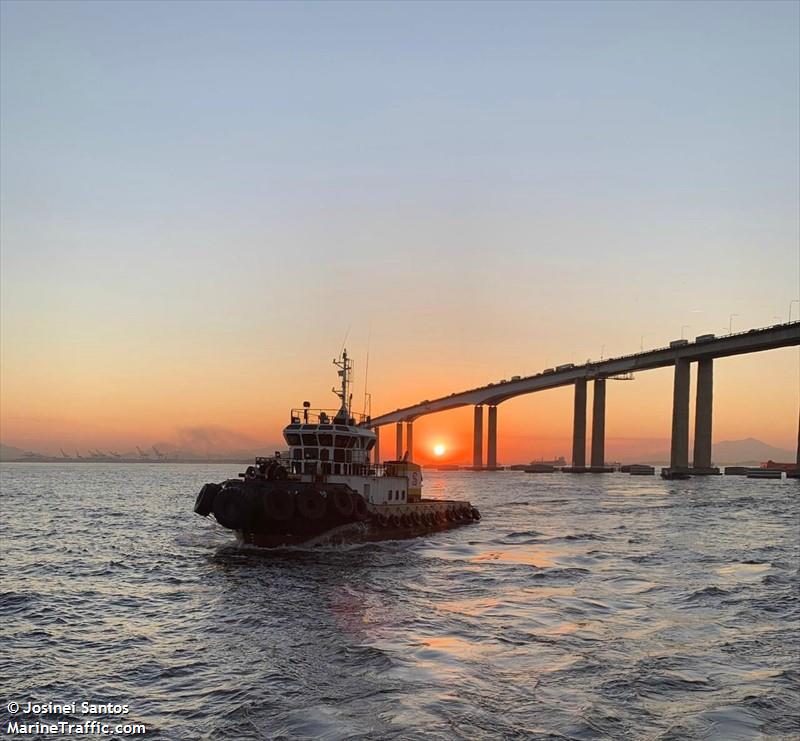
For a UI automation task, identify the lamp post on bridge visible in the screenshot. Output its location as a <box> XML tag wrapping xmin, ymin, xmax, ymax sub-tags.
<box><xmin>729</xmin><ymin>314</ymin><xmax>738</xmax><ymax>334</ymax></box>
<box><xmin>681</xmin><ymin>325</ymin><xmax>690</xmax><ymax>340</ymax></box>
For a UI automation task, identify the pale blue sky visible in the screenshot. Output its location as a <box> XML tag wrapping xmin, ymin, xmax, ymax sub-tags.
<box><xmin>2</xmin><ymin>1</ymin><xmax>799</xmax><ymax>451</ymax></box>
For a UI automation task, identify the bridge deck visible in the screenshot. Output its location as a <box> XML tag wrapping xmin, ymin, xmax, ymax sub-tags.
<box><xmin>368</xmin><ymin>322</ymin><xmax>800</xmax><ymax>426</ymax></box>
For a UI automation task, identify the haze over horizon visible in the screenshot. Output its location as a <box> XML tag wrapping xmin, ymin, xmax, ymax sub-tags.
<box><xmin>1</xmin><ymin>1</ymin><xmax>798</xmax><ymax>464</ymax></box>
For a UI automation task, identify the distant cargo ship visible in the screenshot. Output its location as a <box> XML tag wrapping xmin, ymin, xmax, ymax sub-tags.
<box><xmin>531</xmin><ymin>456</ymin><xmax>567</xmax><ymax>467</ymax></box>
<box><xmin>761</xmin><ymin>460</ymin><xmax>797</xmax><ymax>472</ymax></box>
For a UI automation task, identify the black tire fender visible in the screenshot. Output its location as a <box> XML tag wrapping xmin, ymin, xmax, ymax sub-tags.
<box><xmin>331</xmin><ymin>489</ymin><xmax>354</xmax><ymax>518</ymax></box>
<box><xmin>263</xmin><ymin>488</ymin><xmax>295</xmax><ymax>521</ymax></box>
<box><xmin>352</xmin><ymin>495</ymin><xmax>368</xmax><ymax>521</ymax></box>
<box><xmin>297</xmin><ymin>489</ymin><xmax>326</xmax><ymax>520</ymax></box>
<box><xmin>212</xmin><ymin>487</ymin><xmax>245</xmax><ymax>530</ymax></box>
<box><xmin>194</xmin><ymin>483</ymin><xmax>221</xmax><ymax>517</ymax></box>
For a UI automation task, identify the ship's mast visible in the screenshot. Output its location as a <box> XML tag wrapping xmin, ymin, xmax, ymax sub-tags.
<box><xmin>333</xmin><ymin>349</ymin><xmax>353</xmax><ymax>421</ymax></box>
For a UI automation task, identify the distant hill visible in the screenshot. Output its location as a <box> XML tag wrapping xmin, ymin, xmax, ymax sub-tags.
<box><xmin>0</xmin><ymin>443</ymin><xmax>26</xmax><ymax>460</ymax></box>
<box><xmin>712</xmin><ymin>438</ymin><xmax>795</xmax><ymax>465</ymax></box>
<box><xmin>629</xmin><ymin>437</ymin><xmax>794</xmax><ymax>466</ymax></box>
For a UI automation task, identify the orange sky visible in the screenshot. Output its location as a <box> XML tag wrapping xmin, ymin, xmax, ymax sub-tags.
<box><xmin>2</xmin><ymin>337</ymin><xmax>797</xmax><ymax>462</ymax></box>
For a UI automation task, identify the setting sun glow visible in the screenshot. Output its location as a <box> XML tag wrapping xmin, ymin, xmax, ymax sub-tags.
<box><xmin>433</xmin><ymin>444</ymin><xmax>446</xmax><ymax>457</ymax></box>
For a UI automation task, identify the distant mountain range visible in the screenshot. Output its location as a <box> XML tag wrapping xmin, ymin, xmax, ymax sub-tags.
<box><xmin>636</xmin><ymin>438</ymin><xmax>795</xmax><ymax>466</ymax></box>
<box><xmin>710</xmin><ymin>438</ymin><xmax>795</xmax><ymax>465</ymax></box>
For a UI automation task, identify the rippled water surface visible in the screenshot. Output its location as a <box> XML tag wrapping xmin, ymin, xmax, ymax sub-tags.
<box><xmin>1</xmin><ymin>463</ymin><xmax>799</xmax><ymax>739</ymax></box>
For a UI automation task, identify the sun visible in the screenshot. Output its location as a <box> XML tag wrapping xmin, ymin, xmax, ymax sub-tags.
<box><xmin>433</xmin><ymin>443</ymin><xmax>446</xmax><ymax>457</ymax></box>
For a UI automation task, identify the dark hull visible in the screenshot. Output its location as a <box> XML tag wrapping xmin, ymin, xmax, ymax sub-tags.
<box><xmin>195</xmin><ymin>478</ymin><xmax>480</xmax><ymax>549</ymax></box>
<box><xmin>237</xmin><ymin>515</ymin><xmax>475</xmax><ymax>548</ymax></box>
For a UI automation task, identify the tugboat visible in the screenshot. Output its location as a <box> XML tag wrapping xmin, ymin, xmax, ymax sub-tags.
<box><xmin>193</xmin><ymin>351</ymin><xmax>480</xmax><ymax>547</ymax></box>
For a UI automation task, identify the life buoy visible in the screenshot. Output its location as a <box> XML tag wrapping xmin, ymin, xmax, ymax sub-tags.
<box><xmin>352</xmin><ymin>495</ymin><xmax>368</xmax><ymax>521</ymax></box>
<box><xmin>297</xmin><ymin>489</ymin><xmax>326</xmax><ymax>520</ymax></box>
<box><xmin>331</xmin><ymin>489</ymin><xmax>354</xmax><ymax>518</ymax></box>
<box><xmin>263</xmin><ymin>488</ymin><xmax>295</xmax><ymax>521</ymax></box>
<box><xmin>245</xmin><ymin>465</ymin><xmax>257</xmax><ymax>479</ymax></box>
<box><xmin>194</xmin><ymin>482</ymin><xmax>221</xmax><ymax>517</ymax></box>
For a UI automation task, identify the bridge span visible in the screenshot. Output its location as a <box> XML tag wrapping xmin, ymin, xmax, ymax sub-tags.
<box><xmin>368</xmin><ymin>322</ymin><xmax>800</xmax><ymax>474</ymax></box>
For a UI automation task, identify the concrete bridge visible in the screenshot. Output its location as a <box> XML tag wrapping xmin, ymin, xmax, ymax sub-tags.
<box><xmin>368</xmin><ymin>322</ymin><xmax>800</xmax><ymax>473</ymax></box>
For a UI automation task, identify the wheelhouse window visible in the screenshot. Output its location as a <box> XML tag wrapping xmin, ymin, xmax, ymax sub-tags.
<box><xmin>303</xmin><ymin>448</ymin><xmax>318</xmax><ymax>460</ymax></box>
<box><xmin>334</xmin><ymin>435</ymin><xmax>349</xmax><ymax>448</ymax></box>
<box><xmin>318</xmin><ymin>433</ymin><xmax>333</xmax><ymax>447</ymax></box>
<box><xmin>333</xmin><ymin>449</ymin><xmax>345</xmax><ymax>463</ymax></box>
<box><xmin>286</xmin><ymin>433</ymin><xmax>301</xmax><ymax>446</ymax></box>
<box><xmin>302</xmin><ymin>434</ymin><xmax>317</xmax><ymax>446</ymax></box>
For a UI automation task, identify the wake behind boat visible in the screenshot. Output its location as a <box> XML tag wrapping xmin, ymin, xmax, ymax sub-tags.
<box><xmin>193</xmin><ymin>351</ymin><xmax>480</xmax><ymax>546</ymax></box>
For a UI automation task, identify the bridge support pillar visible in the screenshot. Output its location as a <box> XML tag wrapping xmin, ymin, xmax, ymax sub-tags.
<box><xmin>569</xmin><ymin>379</ymin><xmax>587</xmax><ymax>471</ymax></box>
<box><xmin>396</xmin><ymin>422</ymin><xmax>403</xmax><ymax>460</ymax></box>
<box><xmin>792</xmin><ymin>409</ymin><xmax>800</xmax><ymax>477</ymax></box>
<box><xmin>373</xmin><ymin>426</ymin><xmax>380</xmax><ymax>465</ymax></box>
<box><xmin>487</xmin><ymin>406</ymin><xmax>498</xmax><ymax>469</ymax></box>
<box><xmin>787</xmin><ymin>409</ymin><xmax>800</xmax><ymax>478</ymax></box>
<box><xmin>692</xmin><ymin>359</ymin><xmax>718</xmax><ymax>473</ymax></box>
<box><xmin>472</xmin><ymin>405</ymin><xmax>484</xmax><ymax>469</ymax></box>
<box><xmin>670</xmin><ymin>358</ymin><xmax>691</xmax><ymax>471</ymax></box>
<box><xmin>590</xmin><ymin>379</ymin><xmax>610</xmax><ymax>471</ymax></box>
<box><xmin>406</xmin><ymin>421</ymin><xmax>414</xmax><ymax>462</ymax></box>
